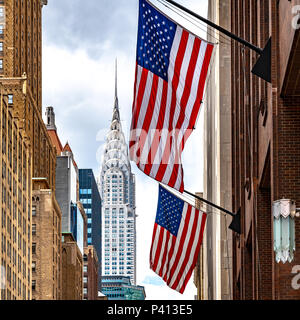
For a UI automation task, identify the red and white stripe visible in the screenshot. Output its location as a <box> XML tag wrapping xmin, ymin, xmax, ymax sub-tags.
<box><xmin>130</xmin><ymin>25</ymin><xmax>214</xmax><ymax>192</ymax></box>
<box><xmin>150</xmin><ymin>203</ymin><xmax>206</xmax><ymax>294</ymax></box>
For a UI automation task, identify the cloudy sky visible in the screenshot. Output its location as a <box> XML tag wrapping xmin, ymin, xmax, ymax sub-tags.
<box><xmin>42</xmin><ymin>0</ymin><xmax>209</xmax><ymax>300</ymax></box>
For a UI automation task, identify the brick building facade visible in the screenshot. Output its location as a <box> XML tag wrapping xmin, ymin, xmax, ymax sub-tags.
<box><xmin>31</xmin><ymin>181</ymin><xmax>62</xmax><ymax>300</ymax></box>
<box><xmin>61</xmin><ymin>233</ymin><xmax>83</xmax><ymax>300</ymax></box>
<box><xmin>83</xmin><ymin>245</ymin><xmax>98</xmax><ymax>300</ymax></box>
<box><xmin>231</xmin><ymin>0</ymin><xmax>300</xmax><ymax>299</ymax></box>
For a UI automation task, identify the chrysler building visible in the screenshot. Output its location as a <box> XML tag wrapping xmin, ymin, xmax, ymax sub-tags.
<box><xmin>100</xmin><ymin>63</ymin><xmax>137</xmax><ymax>285</ymax></box>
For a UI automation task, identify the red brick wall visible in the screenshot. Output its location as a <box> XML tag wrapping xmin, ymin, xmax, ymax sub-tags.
<box><xmin>231</xmin><ymin>0</ymin><xmax>300</xmax><ymax>300</ymax></box>
<box><xmin>275</xmin><ymin>97</ymin><xmax>300</xmax><ymax>300</ymax></box>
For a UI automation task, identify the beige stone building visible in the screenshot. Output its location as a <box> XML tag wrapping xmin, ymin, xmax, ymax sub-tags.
<box><xmin>193</xmin><ymin>193</ymin><xmax>205</xmax><ymax>300</ymax></box>
<box><xmin>0</xmin><ymin>87</ymin><xmax>32</xmax><ymax>300</ymax></box>
<box><xmin>200</xmin><ymin>0</ymin><xmax>232</xmax><ymax>300</ymax></box>
<box><xmin>0</xmin><ymin>0</ymin><xmax>61</xmax><ymax>300</ymax></box>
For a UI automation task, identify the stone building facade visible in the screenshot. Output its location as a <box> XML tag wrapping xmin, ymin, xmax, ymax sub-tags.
<box><xmin>0</xmin><ymin>0</ymin><xmax>60</xmax><ymax>300</ymax></box>
<box><xmin>0</xmin><ymin>87</ymin><xmax>32</xmax><ymax>300</ymax></box>
<box><xmin>201</xmin><ymin>0</ymin><xmax>232</xmax><ymax>300</ymax></box>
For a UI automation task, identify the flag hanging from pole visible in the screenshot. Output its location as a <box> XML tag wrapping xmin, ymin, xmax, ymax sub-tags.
<box><xmin>150</xmin><ymin>185</ymin><xmax>206</xmax><ymax>293</ymax></box>
<box><xmin>129</xmin><ymin>0</ymin><xmax>214</xmax><ymax>192</ymax></box>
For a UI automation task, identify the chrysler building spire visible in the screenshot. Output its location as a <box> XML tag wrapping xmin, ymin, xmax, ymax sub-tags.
<box><xmin>100</xmin><ymin>65</ymin><xmax>137</xmax><ymax>285</ymax></box>
<box><xmin>112</xmin><ymin>59</ymin><xmax>120</xmax><ymax>122</ymax></box>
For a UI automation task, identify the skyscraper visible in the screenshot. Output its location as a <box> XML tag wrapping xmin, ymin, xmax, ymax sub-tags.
<box><xmin>100</xmin><ymin>64</ymin><xmax>136</xmax><ymax>285</ymax></box>
<box><xmin>0</xmin><ymin>1</ymin><xmax>59</xmax><ymax>300</ymax></box>
<box><xmin>79</xmin><ymin>169</ymin><xmax>102</xmax><ymax>290</ymax></box>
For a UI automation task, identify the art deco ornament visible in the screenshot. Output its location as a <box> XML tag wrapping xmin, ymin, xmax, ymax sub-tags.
<box><xmin>273</xmin><ymin>199</ymin><xmax>296</xmax><ymax>263</ymax></box>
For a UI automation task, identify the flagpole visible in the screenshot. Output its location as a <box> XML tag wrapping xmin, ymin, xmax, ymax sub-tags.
<box><xmin>158</xmin><ymin>0</ymin><xmax>271</xmax><ymax>83</ymax></box>
<box><xmin>160</xmin><ymin>0</ymin><xmax>261</xmax><ymax>54</ymax></box>
<box><xmin>184</xmin><ymin>189</ymin><xmax>234</xmax><ymax>217</ymax></box>
<box><xmin>183</xmin><ymin>189</ymin><xmax>241</xmax><ymax>234</ymax></box>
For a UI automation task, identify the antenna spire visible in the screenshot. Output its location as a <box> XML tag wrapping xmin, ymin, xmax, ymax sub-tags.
<box><xmin>112</xmin><ymin>59</ymin><xmax>120</xmax><ymax>122</ymax></box>
<box><xmin>115</xmin><ymin>58</ymin><xmax>118</xmax><ymax>100</ymax></box>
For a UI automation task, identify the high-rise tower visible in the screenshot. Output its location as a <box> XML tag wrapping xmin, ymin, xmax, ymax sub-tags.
<box><xmin>100</xmin><ymin>62</ymin><xmax>136</xmax><ymax>285</ymax></box>
<box><xmin>0</xmin><ymin>1</ymin><xmax>59</xmax><ymax>300</ymax></box>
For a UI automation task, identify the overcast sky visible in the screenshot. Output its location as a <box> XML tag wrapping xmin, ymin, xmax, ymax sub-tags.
<box><xmin>42</xmin><ymin>0</ymin><xmax>209</xmax><ymax>300</ymax></box>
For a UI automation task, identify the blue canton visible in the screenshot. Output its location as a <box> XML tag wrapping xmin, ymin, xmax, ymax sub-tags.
<box><xmin>137</xmin><ymin>0</ymin><xmax>177</xmax><ymax>81</ymax></box>
<box><xmin>155</xmin><ymin>185</ymin><xmax>184</xmax><ymax>237</ymax></box>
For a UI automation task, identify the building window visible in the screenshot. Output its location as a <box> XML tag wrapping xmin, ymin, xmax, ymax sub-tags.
<box><xmin>0</xmin><ymin>42</ymin><xmax>3</xmax><ymax>51</ymax></box>
<box><xmin>32</xmin><ymin>206</ymin><xmax>36</xmax><ymax>217</ymax></box>
<box><xmin>0</xmin><ymin>25</ymin><xmax>3</xmax><ymax>35</ymax></box>
<box><xmin>8</xmin><ymin>95</ymin><xmax>13</xmax><ymax>104</ymax></box>
<box><xmin>32</xmin><ymin>280</ymin><xmax>36</xmax><ymax>291</ymax></box>
<box><xmin>32</xmin><ymin>261</ymin><xmax>36</xmax><ymax>272</ymax></box>
<box><xmin>32</xmin><ymin>224</ymin><xmax>36</xmax><ymax>235</ymax></box>
<box><xmin>0</xmin><ymin>59</ymin><xmax>3</xmax><ymax>69</ymax></box>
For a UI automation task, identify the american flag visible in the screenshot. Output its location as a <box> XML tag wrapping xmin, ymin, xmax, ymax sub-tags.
<box><xmin>150</xmin><ymin>185</ymin><xmax>206</xmax><ymax>293</ymax></box>
<box><xmin>129</xmin><ymin>0</ymin><xmax>214</xmax><ymax>192</ymax></box>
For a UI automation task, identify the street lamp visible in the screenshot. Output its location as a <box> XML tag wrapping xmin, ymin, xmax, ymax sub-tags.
<box><xmin>272</xmin><ymin>199</ymin><xmax>299</xmax><ymax>263</ymax></box>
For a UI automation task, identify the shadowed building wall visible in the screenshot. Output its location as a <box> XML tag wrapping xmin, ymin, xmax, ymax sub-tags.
<box><xmin>231</xmin><ymin>0</ymin><xmax>300</xmax><ymax>300</ymax></box>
